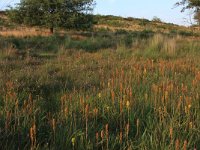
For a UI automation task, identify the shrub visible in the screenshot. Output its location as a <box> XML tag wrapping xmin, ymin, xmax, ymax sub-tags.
<box><xmin>115</xmin><ymin>29</ymin><xmax>128</xmax><ymax>35</ymax></box>
<box><xmin>138</xmin><ymin>30</ymin><xmax>154</xmax><ymax>38</ymax></box>
<box><xmin>124</xmin><ymin>34</ymin><xmax>133</xmax><ymax>48</ymax></box>
<box><xmin>178</xmin><ymin>30</ymin><xmax>194</xmax><ymax>36</ymax></box>
<box><xmin>67</xmin><ymin>37</ymin><xmax>116</xmax><ymax>52</ymax></box>
<box><xmin>152</xmin><ymin>16</ymin><xmax>162</xmax><ymax>23</ymax></box>
<box><xmin>139</xmin><ymin>19</ymin><xmax>150</xmax><ymax>26</ymax></box>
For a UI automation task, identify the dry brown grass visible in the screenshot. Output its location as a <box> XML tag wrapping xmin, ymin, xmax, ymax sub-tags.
<box><xmin>0</xmin><ymin>26</ymin><xmax>89</xmax><ymax>40</ymax></box>
<box><xmin>94</xmin><ymin>24</ymin><xmax>143</xmax><ymax>32</ymax></box>
<box><xmin>0</xmin><ymin>27</ymin><xmax>51</xmax><ymax>37</ymax></box>
<box><xmin>0</xmin><ymin>44</ymin><xmax>17</xmax><ymax>58</ymax></box>
<box><xmin>95</xmin><ymin>18</ymin><xmax>200</xmax><ymax>35</ymax></box>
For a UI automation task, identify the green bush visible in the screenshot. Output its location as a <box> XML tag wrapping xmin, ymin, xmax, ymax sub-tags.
<box><xmin>115</xmin><ymin>29</ymin><xmax>128</xmax><ymax>35</ymax></box>
<box><xmin>124</xmin><ymin>34</ymin><xmax>133</xmax><ymax>48</ymax></box>
<box><xmin>0</xmin><ymin>34</ymin><xmax>70</xmax><ymax>53</ymax></box>
<box><xmin>178</xmin><ymin>30</ymin><xmax>194</xmax><ymax>36</ymax></box>
<box><xmin>138</xmin><ymin>19</ymin><xmax>151</xmax><ymax>26</ymax></box>
<box><xmin>138</xmin><ymin>30</ymin><xmax>154</xmax><ymax>38</ymax></box>
<box><xmin>67</xmin><ymin>37</ymin><xmax>117</xmax><ymax>52</ymax></box>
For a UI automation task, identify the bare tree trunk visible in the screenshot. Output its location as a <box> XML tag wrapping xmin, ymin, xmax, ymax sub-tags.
<box><xmin>50</xmin><ymin>27</ymin><xmax>54</xmax><ymax>34</ymax></box>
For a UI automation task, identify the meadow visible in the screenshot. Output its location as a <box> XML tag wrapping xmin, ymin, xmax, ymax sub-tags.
<box><xmin>0</xmin><ymin>15</ymin><xmax>200</xmax><ymax>149</ymax></box>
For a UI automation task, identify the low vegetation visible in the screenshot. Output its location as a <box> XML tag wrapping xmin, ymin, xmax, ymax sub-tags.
<box><xmin>0</xmin><ymin>10</ymin><xmax>200</xmax><ymax>149</ymax></box>
<box><xmin>0</xmin><ymin>30</ymin><xmax>200</xmax><ymax>149</ymax></box>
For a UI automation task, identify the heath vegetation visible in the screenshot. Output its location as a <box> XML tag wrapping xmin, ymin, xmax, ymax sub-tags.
<box><xmin>0</xmin><ymin>0</ymin><xmax>200</xmax><ymax>149</ymax></box>
<box><xmin>0</xmin><ymin>30</ymin><xmax>200</xmax><ymax>149</ymax></box>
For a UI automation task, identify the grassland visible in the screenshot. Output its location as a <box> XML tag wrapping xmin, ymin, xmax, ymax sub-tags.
<box><xmin>0</xmin><ymin>14</ymin><xmax>200</xmax><ymax>150</ymax></box>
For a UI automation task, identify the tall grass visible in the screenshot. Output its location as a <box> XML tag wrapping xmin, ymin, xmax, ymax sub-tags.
<box><xmin>0</xmin><ymin>31</ymin><xmax>143</xmax><ymax>54</ymax></box>
<box><xmin>135</xmin><ymin>34</ymin><xmax>200</xmax><ymax>59</ymax></box>
<box><xmin>0</xmin><ymin>33</ymin><xmax>200</xmax><ymax>149</ymax></box>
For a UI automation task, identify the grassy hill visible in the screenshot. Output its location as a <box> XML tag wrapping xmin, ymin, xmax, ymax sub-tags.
<box><xmin>94</xmin><ymin>15</ymin><xmax>200</xmax><ymax>35</ymax></box>
<box><xmin>0</xmin><ymin>13</ymin><xmax>200</xmax><ymax>149</ymax></box>
<box><xmin>0</xmin><ymin>13</ymin><xmax>200</xmax><ymax>37</ymax></box>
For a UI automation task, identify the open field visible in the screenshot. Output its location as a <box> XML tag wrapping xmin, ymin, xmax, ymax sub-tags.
<box><xmin>0</xmin><ymin>14</ymin><xmax>200</xmax><ymax>149</ymax></box>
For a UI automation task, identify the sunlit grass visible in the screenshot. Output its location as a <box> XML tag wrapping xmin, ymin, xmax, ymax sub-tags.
<box><xmin>0</xmin><ymin>34</ymin><xmax>200</xmax><ymax>149</ymax></box>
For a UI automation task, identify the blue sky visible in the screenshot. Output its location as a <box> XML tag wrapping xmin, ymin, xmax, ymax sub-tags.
<box><xmin>0</xmin><ymin>0</ymin><xmax>194</xmax><ymax>26</ymax></box>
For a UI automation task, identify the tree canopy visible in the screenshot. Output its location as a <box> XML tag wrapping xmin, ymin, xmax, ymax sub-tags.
<box><xmin>176</xmin><ymin>0</ymin><xmax>200</xmax><ymax>25</ymax></box>
<box><xmin>176</xmin><ymin>0</ymin><xmax>200</xmax><ymax>10</ymax></box>
<box><xmin>8</xmin><ymin>0</ymin><xmax>95</xmax><ymax>33</ymax></box>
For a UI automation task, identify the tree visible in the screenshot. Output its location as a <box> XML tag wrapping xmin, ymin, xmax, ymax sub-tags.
<box><xmin>8</xmin><ymin>0</ymin><xmax>95</xmax><ymax>33</ymax></box>
<box><xmin>194</xmin><ymin>11</ymin><xmax>200</xmax><ymax>25</ymax></box>
<box><xmin>152</xmin><ymin>16</ymin><xmax>162</xmax><ymax>23</ymax></box>
<box><xmin>176</xmin><ymin>0</ymin><xmax>200</xmax><ymax>10</ymax></box>
<box><xmin>176</xmin><ymin>0</ymin><xmax>200</xmax><ymax>25</ymax></box>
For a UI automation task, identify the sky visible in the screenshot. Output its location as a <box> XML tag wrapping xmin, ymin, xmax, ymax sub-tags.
<box><xmin>0</xmin><ymin>0</ymin><xmax>195</xmax><ymax>26</ymax></box>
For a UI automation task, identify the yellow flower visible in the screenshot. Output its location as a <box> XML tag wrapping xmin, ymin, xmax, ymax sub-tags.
<box><xmin>126</xmin><ymin>101</ymin><xmax>130</xmax><ymax>109</ymax></box>
<box><xmin>98</xmin><ymin>93</ymin><xmax>101</xmax><ymax>98</ymax></box>
<box><xmin>106</xmin><ymin>106</ymin><xmax>110</xmax><ymax>110</ymax></box>
<box><xmin>189</xmin><ymin>122</ymin><xmax>193</xmax><ymax>129</ymax></box>
<box><xmin>71</xmin><ymin>137</ymin><xmax>75</xmax><ymax>146</ymax></box>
